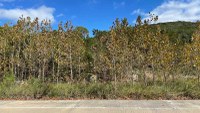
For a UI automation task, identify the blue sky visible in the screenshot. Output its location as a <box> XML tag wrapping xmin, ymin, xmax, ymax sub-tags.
<box><xmin>0</xmin><ymin>0</ymin><xmax>200</xmax><ymax>36</ymax></box>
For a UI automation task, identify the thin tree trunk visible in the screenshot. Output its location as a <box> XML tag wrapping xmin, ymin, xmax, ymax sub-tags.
<box><xmin>143</xmin><ymin>69</ymin><xmax>147</xmax><ymax>86</ymax></box>
<box><xmin>78</xmin><ymin>56</ymin><xmax>81</xmax><ymax>78</ymax></box>
<box><xmin>56</xmin><ymin>51</ymin><xmax>60</xmax><ymax>84</ymax></box>
<box><xmin>21</xmin><ymin>66</ymin><xmax>24</xmax><ymax>80</ymax></box>
<box><xmin>113</xmin><ymin>56</ymin><xmax>117</xmax><ymax>91</ymax></box>
<box><xmin>14</xmin><ymin>65</ymin><xmax>16</xmax><ymax>78</ymax></box>
<box><xmin>38</xmin><ymin>61</ymin><xmax>41</xmax><ymax>79</ymax></box>
<box><xmin>42</xmin><ymin>59</ymin><xmax>45</xmax><ymax>82</ymax></box>
<box><xmin>52</xmin><ymin>60</ymin><xmax>55</xmax><ymax>82</ymax></box>
<box><xmin>70</xmin><ymin>45</ymin><xmax>73</xmax><ymax>80</ymax></box>
<box><xmin>131</xmin><ymin>56</ymin><xmax>134</xmax><ymax>85</ymax></box>
<box><xmin>23</xmin><ymin>39</ymin><xmax>27</xmax><ymax>79</ymax></box>
<box><xmin>51</xmin><ymin>51</ymin><xmax>55</xmax><ymax>82</ymax></box>
<box><xmin>12</xmin><ymin>46</ymin><xmax>14</xmax><ymax>75</ymax></box>
<box><xmin>17</xmin><ymin>45</ymin><xmax>20</xmax><ymax>79</ymax></box>
<box><xmin>3</xmin><ymin>39</ymin><xmax>6</xmax><ymax>75</ymax></box>
<box><xmin>24</xmin><ymin>67</ymin><xmax>27</xmax><ymax>80</ymax></box>
<box><xmin>29</xmin><ymin>51</ymin><xmax>32</xmax><ymax>78</ymax></box>
<box><xmin>163</xmin><ymin>72</ymin><xmax>167</xmax><ymax>83</ymax></box>
<box><xmin>152</xmin><ymin>63</ymin><xmax>155</xmax><ymax>84</ymax></box>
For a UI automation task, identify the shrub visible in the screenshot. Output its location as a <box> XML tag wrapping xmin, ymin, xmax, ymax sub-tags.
<box><xmin>22</xmin><ymin>78</ymin><xmax>49</xmax><ymax>99</ymax></box>
<box><xmin>0</xmin><ymin>71</ymin><xmax>15</xmax><ymax>88</ymax></box>
<box><xmin>0</xmin><ymin>72</ymin><xmax>15</xmax><ymax>98</ymax></box>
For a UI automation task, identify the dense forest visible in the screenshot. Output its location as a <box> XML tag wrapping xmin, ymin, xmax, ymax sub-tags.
<box><xmin>0</xmin><ymin>15</ymin><xmax>200</xmax><ymax>99</ymax></box>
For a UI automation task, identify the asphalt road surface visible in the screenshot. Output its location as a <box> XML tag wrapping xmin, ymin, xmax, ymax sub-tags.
<box><xmin>0</xmin><ymin>100</ymin><xmax>200</xmax><ymax>113</ymax></box>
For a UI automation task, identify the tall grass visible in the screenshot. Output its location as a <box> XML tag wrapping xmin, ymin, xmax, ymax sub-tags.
<box><xmin>0</xmin><ymin>74</ymin><xmax>199</xmax><ymax>99</ymax></box>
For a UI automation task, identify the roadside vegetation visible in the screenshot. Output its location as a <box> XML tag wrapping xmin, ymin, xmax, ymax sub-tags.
<box><xmin>0</xmin><ymin>14</ymin><xmax>200</xmax><ymax>99</ymax></box>
<box><xmin>0</xmin><ymin>73</ymin><xmax>200</xmax><ymax>99</ymax></box>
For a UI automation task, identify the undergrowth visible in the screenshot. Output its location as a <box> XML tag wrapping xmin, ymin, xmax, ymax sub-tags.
<box><xmin>0</xmin><ymin>74</ymin><xmax>199</xmax><ymax>99</ymax></box>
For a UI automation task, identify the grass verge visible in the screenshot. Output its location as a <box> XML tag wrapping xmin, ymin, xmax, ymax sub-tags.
<box><xmin>0</xmin><ymin>74</ymin><xmax>199</xmax><ymax>99</ymax></box>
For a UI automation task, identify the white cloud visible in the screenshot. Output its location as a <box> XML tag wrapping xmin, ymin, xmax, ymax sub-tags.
<box><xmin>0</xmin><ymin>5</ymin><xmax>55</xmax><ymax>22</ymax></box>
<box><xmin>113</xmin><ymin>1</ymin><xmax>125</xmax><ymax>9</ymax></box>
<box><xmin>146</xmin><ymin>0</ymin><xmax>200</xmax><ymax>23</ymax></box>
<box><xmin>56</xmin><ymin>13</ymin><xmax>64</xmax><ymax>18</ymax></box>
<box><xmin>131</xmin><ymin>9</ymin><xmax>146</xmax><ymax>16</ymax></box>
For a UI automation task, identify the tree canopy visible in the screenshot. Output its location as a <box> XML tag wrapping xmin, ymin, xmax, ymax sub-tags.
<box><xmin>0</xmin><ymin>15</ymin><xmax>200</xmax><ymax>85</ymax></box>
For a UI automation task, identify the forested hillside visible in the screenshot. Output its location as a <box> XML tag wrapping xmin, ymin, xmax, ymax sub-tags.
<box><xmin>0</xmin><ymin>16</ymin><xmax>200</xmax><ymax>99</ymax></box>
<box><xmin>158</xmin><ymin>21</ymin><xmax>198</xmax><ymax>44</ymax></box>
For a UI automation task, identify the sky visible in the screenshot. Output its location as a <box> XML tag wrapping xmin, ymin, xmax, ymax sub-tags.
<box><xmin>0</xmin><ymin>0</ymin><xmax>200</xmax><ymax>36</ymax></box>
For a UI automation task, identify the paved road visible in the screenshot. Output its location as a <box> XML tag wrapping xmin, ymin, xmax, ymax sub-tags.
<box><xmin>0</xmin><ymin>100</ymin><xmax>200</xmax><ymax>113</ymax></box>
